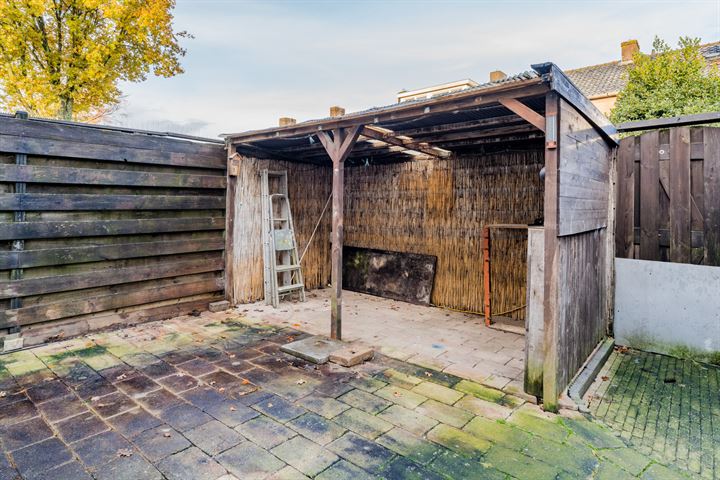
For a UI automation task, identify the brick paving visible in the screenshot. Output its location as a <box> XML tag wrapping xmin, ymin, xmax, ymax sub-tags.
<box><xmin>0</xmin><ymin>312</ymin><xmax>691</xmax><ymax>479</ymax></box>
<box><xmin>586</xmin><ymin>348</ymin><xmax>719</xmax><ymax>480</ymax></box>
<box><xmin>245</xmin><ymin>289</ymin><xmax>528</xmax><ymax>396</ymax></box>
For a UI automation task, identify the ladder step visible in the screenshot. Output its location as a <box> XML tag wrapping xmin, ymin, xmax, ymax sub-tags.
<box><xmin>275</xmin><ymin>264</ymin><xmax>300</xmax><ymax>272</ymax></box>
<box><xmin>277</xmin><ymin>283</ymin><xmax>304</xmax><ymax>294</ymax></box>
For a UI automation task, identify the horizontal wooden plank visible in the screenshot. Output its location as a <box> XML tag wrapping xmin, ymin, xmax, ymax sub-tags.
<box><xmin>0</xmin><ymin>217</ymin><xmax>225</xmax><ymax>241</ymax></box>
<box><xmin>633</xmin><ymin>227</ymin><xmax>704</xmax><ymax>248</ymax></box>
<box><xmin>0</xmin><ymin>276</ymin><xmax>223</xmax><ymax>328</ymax></box>
<box><xmin>0</xmin><ymin>115</ymin><xmax>223</xmax><ymax>158</ymax></box>
<box><xmin>0</xmin><ymin>135</ymin><xmax>225</xmax><ymax>170</ymax></box>
<box><xmin>1</xmin><ymin>255</ymin><xmax>223</xmax><ymax>299</ymax></box>
<box><xmin>617</xmin><ymin>112</ymin><xmax>720</xmax><ymax>132</ymax></box>
<box><xmin>0</xmin><ymin>239</ymin><xmax>224</xmax><ymax>270</ymax></box>
<box><xmin>0</xmin><ymin>164</ymin><xmax>226</xmax><ymax>189</ymax></box>
<box><xmin>0</xmin><ymin>194</ymin><xmax>225</xmax><ymax>211</ymax></box>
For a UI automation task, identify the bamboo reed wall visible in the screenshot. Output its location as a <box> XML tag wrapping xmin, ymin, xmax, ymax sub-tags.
<box><xmin>233</xmin><ymin>149</ymin><xmax>544</xmax><ymax>319</ymax></box>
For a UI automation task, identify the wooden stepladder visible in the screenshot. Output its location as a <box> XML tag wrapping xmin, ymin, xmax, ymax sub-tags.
<box><xmin>260</xmin><ymin>170</ymin><xmax>306</xmax><ymax>307</ymax></box>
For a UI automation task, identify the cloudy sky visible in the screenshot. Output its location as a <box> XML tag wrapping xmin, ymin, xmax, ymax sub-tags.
<box><xmin>110</xmin><ymin>0</ymin><xmax>720</xmax><ymax>138</ymax></box>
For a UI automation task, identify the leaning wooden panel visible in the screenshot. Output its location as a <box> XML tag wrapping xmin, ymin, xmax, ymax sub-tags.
<box><xmin>615</xmin><ymin>137</ymin><xmax>635</xmax><ymax>258</ymax></box>
<box><xmin>556</xmin><ymin>99</ymin><xmax>611</xmax><ymax>236</ymax></box>
<box><xmin>0</xmin><ymin>194</ymin><xmax>225</xmax><ymax>211</ymax></box>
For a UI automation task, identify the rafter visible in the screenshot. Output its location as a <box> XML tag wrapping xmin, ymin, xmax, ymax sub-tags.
<box><xmin>498</xmin><ymin>98</ymin><xmax>545</xmax><ymax>132</ymax></box>
<box><xmin>361</xmin><ymin>125</ymin><xmax>451</xmax><ymax>158</ymax></box>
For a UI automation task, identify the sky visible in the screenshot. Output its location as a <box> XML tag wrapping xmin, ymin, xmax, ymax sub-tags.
<box><xmin>109</xmin><ymin>0</ymin><xmax>720</xmax><ymax>139</ymax></box>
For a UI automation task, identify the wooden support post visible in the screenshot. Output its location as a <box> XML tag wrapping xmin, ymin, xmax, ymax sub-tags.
<box><xmin>317</xmin><ymin>126</ymin><xmax>362</xmax><ymax>340</ymax></box>
<box><xmin>482</xmin><ymin>226</ymin><xmax>492</xmax><ymax>326</ymax></box>
<box><xmin>224</xmin><ymin>149</ymin><xmax>238</xmax><ymax>305</ymax></box>
<box><xmin>542</xmin><ymin>92</ymin><xmax>561</xmax><ymax>412</ymax></box>
<box><xmin>8</xmin><ymin>111</ymin><xmax>28</xmax><ymax>333</ymax></box>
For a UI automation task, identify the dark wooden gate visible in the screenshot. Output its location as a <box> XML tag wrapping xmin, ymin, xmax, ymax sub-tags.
<box><xmin>616</xmin><ymin>126</ymin><xmax>720</xmax><ymax>266</ymax></box>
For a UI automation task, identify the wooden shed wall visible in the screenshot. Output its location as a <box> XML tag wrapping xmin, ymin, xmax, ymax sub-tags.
<box><xmin>0</xmin><ymin>116</ymin><xmax>227</xmax><ymax>345</ymax></box>
<box><xmin>230</xmin><ymin>150</ymin><xmax>544</xmax><ymax>317</ymax></box>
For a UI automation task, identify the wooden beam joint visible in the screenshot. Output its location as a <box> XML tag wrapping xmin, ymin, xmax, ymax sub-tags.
<box><xmin>499</xmin><ymin>98</ymin><xmax>545</xmax><ymax>133</ymax></box>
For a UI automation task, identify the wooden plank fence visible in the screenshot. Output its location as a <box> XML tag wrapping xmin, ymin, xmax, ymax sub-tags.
<box><xmin>616</xmin><ymin>126</ymin><xmax>720</xmax><ymax>266</ymax></box>
<box><xmin>0</xmin><ymin>113</ymin><xmax>227</xmax><ymax>344</ymax></box>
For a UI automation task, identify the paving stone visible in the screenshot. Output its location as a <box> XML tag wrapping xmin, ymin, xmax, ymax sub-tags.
<box><xmin>377</xmin><ymin>427</ymin><xmax>442</xmax><ymax>465</ymax></box>
<box><xmin>177</xmin><ymin>358</ymin><xmax>218</xmax><ymax>376</ymax></box>
<box><xmin>122</xmin><ymin>352</ymin><xmax>160</xmax><ymax>368</ymax></box>
<box><xmin>135</xmin><ymin>388</ymin><xmax>184</xmax><ymax>412</ymax></box>
<box><xmin>313</xmin><ymin>379</ymin><xmax>355</xmax><ymax>398</ymax></box>
<box><xmin>414</xmin><ymin>399</ymin><xmax>472</xmax><ymax>428</ymax></box>
<box><xmin>271</xmin><ymin>435</ymin><xmax>339</xmax><ymax>476</ymax></box>
<box><xmin>296</xmin><ymin>395</ymin><xmax>350</xmax><ymax>419</ymax></box>
<box><xmin>594</xmin><ymin>461</ymin><xmax>637</xmax><ymax>480</ymax></box>
<box><xmin>328</xmin><ymin>431</ymin><xmax>395</xmax><ymax>472</ymax></box>
<box><xmin>134</xmin><ymin>425</ymin><xmax>191</xmax><ymax>462</ymax></box>
<box><xmin>56</xmin><ymin>410</ymin><xmax>109</xmax><ymax>443</ymax></box>
<box><xmin>29</xmin><ymin>460</ymin><xmax>93</xmax><ymax>480</ymax></box>
<box><xmin>0</xmin><ymin>399</ymin><xmax>38</xmax><ymax>426</ymax></box>
<box><xmin>426</xmin><ymin>424</ymin><xmax>491</xmax><ymax>458</ymax></box>
<box><xmin>375</xmin><ymin>369</ymin><xmax>423</xmax><ymax>390</ymax></box>
<box><xmin>462</xmin><ymin>416</ymin><xmax>533</xmax><ymax>450</ymax></box>
<box><xmin>0</xmin><ymin>416</ymin><xmax>53</xmax><ymax>451</ymax></box>
<box><xmin>73</xmin><ymin>430</ymin><xmax>133</xmax><ymax>468</ymax></box>
<box><xmin>11</xmin><ymin>437</ymin><xmax>73</xmax><ymax>479</ymax></box>
<box><xmin>378</xmin><ymin>404</ymin><xmax>438</xmax><ymax>436</ymax></box>
<box><xmin>74</xmin><ymin>376</ymin><xmax>117</xmax><ymax>399</ymax></box>
<box><xmin>598</xmin><ymin>447</ymin><xmax>654</xmax><ymax>476</ymax></box>
<box><xmin>428</xmin><ymin>449</ymin><xmax>505</xmax><ymax>480</ymax></box>
<box><xmin>338</xmin><ymin>389</ymin><xmax>392</xmax><ymax>414</ymax></box>
<box><xmin>25</xmin><ymin>379</ymin><xmax>70</xmax><ymax>403</ymax></box>
<box><xmin>267</xmin><ymin>466</ymin><xmax>310</xmax><ymax>480</ymax></box>
<box><xmin>482</xmin><ymin>445</ymin><xmax>561</xmax><ymax>480</ymax></box>
<box><xmin>158</xmin><ymin>402</ymin><xmax>214</xmax><ymax>432</ymax></box>
<box><xmin>251</xmin><ymin>395</ymin><xmax>306</xmax><ymax>423</ymax></box>
<box><xmin>204</xmin><ymin>398</ymin><xmax>260</xmax><ymax>427</ymax></box>
<box><xmin>236</xmin><ymin>415</ymin><xmax>296</xmax><ymax>449</ymax></box>
<box><xmin>161</xmin><ymin>351</ymin><xmax>197</xmax><ymax>365</ymax></box>
<box><xmin>235</xmin><ymin>389</ymin><xmax>274</xmax><ymax>406</ymax></box>
<box><xmin>334</xmin><ymin>407</ymin><xmax>393</xmax><ymax>439</ymax></box>
<box><xmin>522</xmin><ymin>436</ymin><xmax>599</xmax><ymax>477</ymax></box>
<box><xmin>98</xmin><ymin>363</ymin><xmax>138</xmax><ymax>383</ymax></box>
<box><xmin>288</xmin><ymin>412</ymin><xmax>346</xmax><ymax>445</ymax></box>
<box><xmin>453</xmin><ymin>380</ymin><xmax>506</xmax><ymax>403</ymax></box>
<box><xmin>141</xmin><ymin>361</ymin><xmax>177</xmax><ymax>379</ymax></box>
<box><xmin>180</xmin><ymin>386</ymin><xmax>226</xmax><ymax>410</ymax></box>
<box><xmin>158</xmin><ymin>446</ymin><xmax>227</xmax><ymax>480</ymax></box>
<box><xmin>116</xmin><ymin>375</ymin><xmax>161</xmax><ymax>396</ymax></box>
<box><xmin>316</xmin><ymin>459</ymin><xmax>370</xmax><ymax>480</ymax></box>
<box><xmin>93</xmin><ymin>453</ymin><xmax>164</xmax><ymax>480</ymax></box>
<box><xmin>375</xmin><ymin>385</ymin><xmax>427</xmax><ymax>409</ymax></box>
<box><xmin>107</xmin><ymin>407</ymin><xmax>163</xmax><ymax>438</ymax></box>
<box><xmin>563</xmin><ymin>417</ymin><xmax>625</xmax><ymax>449</ymax></box>
<box><xmin>507</xmin><ymin>408</ymin><xmax>569</xmax><ymax>442</ymax></box>
<box><xmin>185</xmin><ymin>420</ymin><xmax>244</xmax><ymax>455</ymax></box>
<box><xmin>454</xmin><ymin>395</ymin><xmax>513</xmax><ymax>420</ymax></box>
<box><xmin>216</xmin><ymin>442</ymin><xmax>286</xmax><ymax>480</ymax></box>
<box><xmin>280</xmin><ymin>336</ymin><xmax>343</xmax><ymax>364</ymax></box>
<box><xmin>158</xmin><ymin>372</ymin><xmax>199</xmax><ymax>393</ymax></box>
<box><xmin>347</xmin><ymin>375</ymin><xmax>387</xmax><ymax>393</ymax></box>
<box><xmin>91</xmin><ymin>391</ymin><xmax>138</xmax><ymax>418</ymax></box>
<box><xmin>411</xmin><ymin>382</ymin><xmax>463</xmax><ymax>405</ymax></box>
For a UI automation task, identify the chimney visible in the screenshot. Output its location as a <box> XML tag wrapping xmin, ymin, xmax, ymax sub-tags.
<box><xmin>279</xmin><ymin>117</ymin><xmax>296</xmax><ymax>127</ymax></box>
<box><xmin>329</xmin><ymin>106</ymin><xmax>345</xmax><ymax>117</ymax></box>
<box><xmin>621</xmin><ymin>40</ymin><xmax>640</xmax><ymax>63</ymax></box>
<box><xmin>489</xmin><ymin>70</ymin><xmax>507</xmax><ymax>82</ymax></box>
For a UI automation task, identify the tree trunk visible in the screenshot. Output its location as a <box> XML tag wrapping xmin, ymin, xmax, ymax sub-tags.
<box><xmin>59</xmin><ymin>97</ymin><xmax>73</xmax><ymax>120</ymax></box>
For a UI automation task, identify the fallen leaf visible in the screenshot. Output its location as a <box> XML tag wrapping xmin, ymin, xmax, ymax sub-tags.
<box><xmin>218</xmin><ymin>387</ymin><xmax>225</xmax><ymax>392</ymax></box>
<box><xmin>393</xmin><ymin>391</ymin><xmax>402</xmax><ymax>397</ymax></box>
<box><xmin>117</xmin><ymin>449</ymin><xmax>133</xmax><ymax>457</ymax></box>
<box><xmin>601</xmin><ymin>376</ymin><xmax>609</xmax><ymax>381</ymax></box>
<box><xmin>163</xmin><ymin>432</ymin><xmax>171</xmax><ymax>438</ymax></box>
<box><xmin>241</xmin><ymin>379</ymin><xmax>251</xmax><ymax>385</ymax></box>
<box><xmin>90</xmin><ymin>396</ymin><xmax>101</xmax><ymax>402</ymax></box>
<box><xmin>267</xmin><ymin>403</ymin><xmax>273</xmax><ymax>408</ymax></box>
<box><xmin>296</xmin><ymin>379</ymin><xmax>306</xmax><ymax>385</ymax></box>
<box><xmin>116</xmin><ymin>373</ymin><xmax>127</xmax><ymax>381</ymax></box>
<box><xmin>230</xmin><ymin>406</ymin><xmax>236</xmax><ymax>411</ymax></box>
<box><xmin>0</xmin><ymin>392</ymin><xmax>6</xmax><ymax>398</ymax></box>
<box><xmin>424</xmin><ymin>372</ymin><xmax>433</xmax><ymax>377</ymax></box>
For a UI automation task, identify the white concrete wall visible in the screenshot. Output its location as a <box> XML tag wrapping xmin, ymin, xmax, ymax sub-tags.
<box><xmin>614</xmin><ymin>258</ymin><xmax>720</xmax><ymax>356</ymax></box>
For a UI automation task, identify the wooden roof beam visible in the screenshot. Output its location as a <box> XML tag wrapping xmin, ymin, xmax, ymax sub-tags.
<box><xmin>361</xmin><ymin>125</ymin><xmax>452</xmax><ymax>158</ymax></box>
<box><xmin>498</xmin><ymin>98</ymin><xmax>545</xmax><ymax>132</ymax></box>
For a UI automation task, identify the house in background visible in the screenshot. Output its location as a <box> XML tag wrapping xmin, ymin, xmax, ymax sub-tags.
<box><xmin>398</xmin><ymin>39</ymin><xmax>720</xmax><ymax>116</ymax></box>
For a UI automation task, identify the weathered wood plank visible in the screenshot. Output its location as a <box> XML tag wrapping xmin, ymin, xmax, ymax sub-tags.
<box><xmin>0</xmin><ymin>276</ymin><xmax>223</xmax><ymax>329</ymax></box>
<box><xmin>669</xmin><ymin>127</ymin><xmax>691</xmax><ymax>262</ymax></box>
<box><xmin>0</xmin><ymin>256</ymin><xmax>223</xmax><ymax>299</ymax></box>
<box><xmin>616</xmin><ymin>137</ymin><xmax>635</xmax><ymax>257</ymax></box>
<box><xmin>0</xmin><ymin>194</ymin><xmax>225</xmax><ymax>211</ymax></box>
<box><xmin>0</xmin><ymin>116</ymin><xmax>223</xmax><ymax>157</ymax></box>
<box><xmin>0</xmin><ymin>135</ymin><xmax>225</xmax><ymax>170</ymax></box>
<box><xmin>0</xmin><ymin>239</ymin><xmax>224</xmax><ymax>270</ymax></box>
<box><xmin>0</xmin><ymin>164</ymin><xmax>226</xmax><ymax>189</ymax></box>
<box><xmin>639</xmin><ymin>131</ymin><xmax>660</xmax><ymax>260</ymax></box>
<box><xmin>704</xmin><ymin>128</ymin><xmax>720</xmax><ymax>266</ymax></box>
<box><xmin>0</xmin><ymin>217</ymin><xmax>225</xmax><ymax>241</ymax></box>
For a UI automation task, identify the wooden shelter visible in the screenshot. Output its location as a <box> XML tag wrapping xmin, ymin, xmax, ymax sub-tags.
<box><xmin>224</xmin><ymin>63</ymin><xmax>618</xmax><ymax>410</ymax></box>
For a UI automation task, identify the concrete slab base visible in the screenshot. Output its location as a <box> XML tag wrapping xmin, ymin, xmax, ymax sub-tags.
<box><xmin>329</xmin><ymin>345</ymin><xmax>374</xmax><ymax>367</ymax></box>
<box><xmin>280</xmin><ymin>336</ymin><xmax>343</xmax><ymax>364</ymax></box>
<box><xmin>208</xmin><ymin>300</ymin><xmax>231</xmax><ymax>313</ymax></box>
<box><xmin>3</xmin><ymin>334</ymin><xmax>24</xmax><ymax>353</ymax></box>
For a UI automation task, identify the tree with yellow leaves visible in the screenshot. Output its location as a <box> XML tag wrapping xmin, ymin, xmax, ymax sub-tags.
<box><xmin>0</xmin><ymin>0</ymin><xmax>190</xmax><ymax>121</ymax></box>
